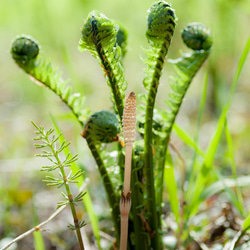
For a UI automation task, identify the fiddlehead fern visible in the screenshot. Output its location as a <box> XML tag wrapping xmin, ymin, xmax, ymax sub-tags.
<box><xmin>11</xmin><ymin>36</ymin><xmax>88</xmax><ymax>127</ymax></box>
<box><xmin>156</xmin><ymin>22</ymin><xmax>213</xmax><ymax>219</ymax></box>
<box><xmin>163</xmin><ymin>22</ymin><xmax>213</xmax><ymax>138</ymax></box>
<box><xmin>82</xmin><ymin>110</ymin><xmax>120</xmax><ymax>143</ymax></box>
<box><xmin>81</xmin><ymin>110</ymin><xmax>121</xmax><ymax>239</ymax></box>
<box><xmin>79</xmin><ymin>11</ymin><xmax>127</xmax><ymax>121</ymax></box>
<box><xmin>182</xmin><ymin>22</ymin><xmax>212</xmax><ymax>51</ymax></box>
<box><xmin>143</xmin><ymin>1</ymin><xmax>176</xmax><ymax>90</ymax></box>
<box><xmin>11</xmin><ymin>36</ymin><xmax>39</xmax><ymax>66</ymax></box>
<box><xmin>143</xmin><ymin>2</ymin><xmax>176</xmax><ymax>249</ymax></box>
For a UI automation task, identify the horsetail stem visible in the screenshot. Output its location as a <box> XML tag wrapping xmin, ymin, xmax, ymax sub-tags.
<box><xmin>120</xmin><ymin>91</ymin><xmax>136</xmax><ymax>250</ymax></box>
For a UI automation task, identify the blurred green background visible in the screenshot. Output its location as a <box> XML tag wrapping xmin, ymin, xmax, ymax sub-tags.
<box><xmin>0</xmin><ymin>0</ymin><xmax>250</xmax><ymax>248</ymax></box>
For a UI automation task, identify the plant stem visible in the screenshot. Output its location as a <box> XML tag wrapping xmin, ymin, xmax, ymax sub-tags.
<box><xmin>85</xmin><ymin>134</ymin><xmax>120</xmax><ymax>240</ymax></box>
<box><xmin>120</xmin><ymin>91</ymin><xmax>136</xmax><ymax>250</ymax></box>
<box><xmin>50</xmin><ymin>142</ymin><xmax>85</xmax><ymax>250</ymax></box>
<box><xmin>130</xmin><ymin>156</ymin><xmax>148</xmax><ymax>249</ymax></box>
<box><xmin>91</xmin><ymin>20</ymin><xmax>124</xmax><ymax>121</ymax></box>
<box><xmin>1</xmin><ymin>205</ymin><xmax>67</xmax><ymax>250</ymax></box>
<box><xmin>144</xmin><ymin>42</ymin><xmax>169</xmax><ymax>249</ymax></box>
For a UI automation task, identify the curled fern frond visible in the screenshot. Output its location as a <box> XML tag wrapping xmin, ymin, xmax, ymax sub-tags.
<box><xmin>11</xmin><ymin>35</ymin><xmax>88</xmax><ymax>127</ymax></box>
<box><xmin>182</xmin><ymin>22</ymin><xmax>213</xmax><ymax>51</ymax></box>
<box><xmin>163</xmin><ymin>22</ymin><xmax>213</xmax><ymax>137</ymax></box>
<box><xmin>11</xmin><ymin>36</ymin><xmax>39</xmax><ymax>66</ymax></box>
<box><xmin>81</xmin><ymin>110</ymin><xmax>121</xmax><ymax>143</ymax></box>
<box><xmin>142</xmin><ymin>3</ymin><xmax>176</xmax><ymax>248</ymax></box>
<box><xmin>143</xmin><ymin>1</ymin><xmax>176</xmax><ymax>90</ymax></box>
<box><xmin>146</xmin><ymin>1</ymin><xmax>176</xmax><ymax>46</ymax></box>
<box><xmin>79</xmin><ymin>11</ymin><xmax>126</xmax><ymax>120</ymax></box>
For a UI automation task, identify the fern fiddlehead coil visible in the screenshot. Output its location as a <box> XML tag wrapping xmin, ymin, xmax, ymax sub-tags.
<box><xmin>81</xmin><ymin>110</ymin><xmax>121</xmax><ymax>238</ymax></box>
<box><xmin>143</xmin><ymin>2</ymin><xmax>176</xmax><ymax>249</ymax></box>
<box><xmin>182</xmin><ymin>22</ymin><xmax>212</xmax><ymax>51</ymax></box>
<box><xmin>156</xmin><ymin>22</ymin><xmax>213</xmax><ymax>220</ymax></box>
<box><xmin>82</xmin><ymin>110</ymin><xmax>120</xmax><ymax>143</ymax></box>
<box><xmin>11</xmin><ymin>35</ymin><xmax>88</xmax><ymax>127</ymax></box>
<box><xmin>79</xmin><ymin>11</ymin><xmax>126</xmax><ymax>121</ymax></box>
<box><xmin>164</xmin><ymin>22</ymin><xmax>213</xmax><ymax>136</ymax></box>
<box><xmin>146</xmin><ymin>1</ymin><xmax>176</xmax><ymax>46</ymax></box>
<box><xmin>11</xmin><ymin>36</ymin><xmax>39</xmax><ymax>66</ymax></box>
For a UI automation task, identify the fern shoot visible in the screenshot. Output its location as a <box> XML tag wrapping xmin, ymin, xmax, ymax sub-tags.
<box><xmin>163</xmin><ymin>22</ymin><xmax>213</xmax><ymax>141</ymax></box>
<box><xmin>156</xmin><ymin>22</ymin><xmax>213</xmax><ymax>220</ymax></box>
<box><xmin>79</xmin><ymin>11</ymin><xmax>127</xmax><ymax>121</ymax></box>
<box><xmin>81</xmin><ymin>110</ymin><xmax>121</xmax><ymax>239</ymax></box>
<box><xmin>11</xmin><ymin>36</ymin><xmax>87</xmax><ymax>127</ymax></box>
<box><xmin>143</xmin><ymin>2</ymin><xmax>176</xmax><ymax>249</ymax></box>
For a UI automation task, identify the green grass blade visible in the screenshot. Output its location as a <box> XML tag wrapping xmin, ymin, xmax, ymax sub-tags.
<box><xmin>213</xmin><ymin>169</ymin><xmax>244</xmax><ymax>216</ymax></box>
<box><xmin>200</xmin><ymin>175</ymin><xmax>250</xmax><ymax>199</ymax></box>
<box><xmin>164</xmin><ymin>151</ymin><xmax>179</xmax><ymax>223</ymax></box>
<box><xmin>32</xmin><ymin>199</ymin><xmax>45</xmax><ymax>250</ymax></box>
<box><xmin>173</xmin><ymin>123</ymin><xmax>205</xmax><ymax>157</ymax></box>
<box><xmin>229</xmin><ymin>212</ymin><xmax>250</xmax><ymax>250</ymax></box>
<box><xmin>225</xmin><ymin>121</ymin><xmax>245</xmax><ymax>215</ymax></box>
<box><xmin>33</xmin><ymin>231</ymin><xmax>45</xmax><ymax>250</ymax></box>
<box><xmin>51</xmin><ymin>117</ymin><xmax>101</xmax><ymax>249</ymax></box>
<box><xmin>242</xmin><ymin>213</ymin><xmax>250</xmax><ymax>232</ymax></box>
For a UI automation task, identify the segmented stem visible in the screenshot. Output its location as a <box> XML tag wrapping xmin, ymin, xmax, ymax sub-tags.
<box><xmin>120</xmin><ymin>91</ymin><xmax>136</xmax><ymax>250</ymax></box>
<box><xmin>122</xmin><ymin>91</ymin><xmax>136</xmax><ymax>195</ymax></box>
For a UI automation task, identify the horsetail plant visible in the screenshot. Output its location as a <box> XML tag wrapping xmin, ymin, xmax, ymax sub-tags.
<box><xmin>9</xmin><ymin>1</ymin><xmax>219</xmax><ymax>249</ymax></box>
<box><xmin>32</xmin><ymin>121</ymin><xmax>86</xmax><ymax>250</ymax></box>
<box><xmin>120</xmin><ymin>91</ymin><xmax>136</xmax><ymax>250</ymax></box>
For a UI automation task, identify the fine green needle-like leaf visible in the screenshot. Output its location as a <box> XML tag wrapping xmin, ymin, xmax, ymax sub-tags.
<box><xmin>51</xmin><ymin>116</ymin><xmax>101</xmax><ymax>249</ymax></box>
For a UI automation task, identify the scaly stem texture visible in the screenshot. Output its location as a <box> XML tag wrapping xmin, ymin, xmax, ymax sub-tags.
<box><xmin>120</xmin><ymin>91</ymin><xmax>136</xmax><ymax>250</ymax></box>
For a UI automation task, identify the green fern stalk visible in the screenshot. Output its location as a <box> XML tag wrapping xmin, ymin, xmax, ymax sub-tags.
<box><xmin>84</xmin><ymin>134</ymin><xmax>120</xmax><ymax>240</ymax></box>
<box><xmin>81</xmin><ymin>110</ymin><xmax>122</xmax><ymax>242</ymax></box>
<box><xmin>11</xmin><ymin>36</ymin><xmax>87</xmax><ymax>127</ymax></box>
<box><xmin>79</xmin><ymin>11</ymin><xmax>127</xmax><ymax>121</ymax></box>
<box><xmin>143</xmin><ymin>2</ymin><xmax>176</xmax><ymax>249</ymax></box>
<box><xmin>157</xmin><ymin>22</ymin><xmax>213</xmax><ymax>216</ymax></box>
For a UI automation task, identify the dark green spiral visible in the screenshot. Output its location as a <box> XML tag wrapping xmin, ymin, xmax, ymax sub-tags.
<box><xmin>146</xmin><ymin>1</ymin><xmax>176</xmax><ymax>46</ymax></box>
<box><xmin>82</xmin><ymin>110</ymin><xmax>120</xmax><ymax>143</ymax></box>
<box><xmin>181</xmin><ymin>22</ymin><xmax>212</xmax><ymax>50</ymax></box>
<box><xmin>11</xmin><ymin>36</ymin><xmax>39</xmax><ymax>64</ymax></box>
<box><xmin>80</xmin><ymin>11</ymin><xmax>117</xmax><ymax>53</ymax></box>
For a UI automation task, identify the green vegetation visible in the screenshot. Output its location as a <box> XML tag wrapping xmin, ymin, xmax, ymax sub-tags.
<box><xmin>1</xmin><ymin>0</ymin><xmax>250</xmax><ymax>249</ymax></box>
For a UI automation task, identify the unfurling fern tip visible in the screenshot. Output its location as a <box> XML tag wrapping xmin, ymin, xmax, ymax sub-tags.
<box><xmin>181</xmin><ymin>22</ymin><xmax>212</xmax><ymax>51</ymax></box>
<box><xmin>11</xmin><ymin>36</ymin><xmax>39</xmax><ymax>66</ymax></box>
